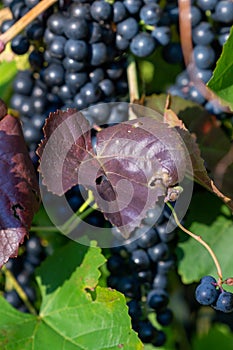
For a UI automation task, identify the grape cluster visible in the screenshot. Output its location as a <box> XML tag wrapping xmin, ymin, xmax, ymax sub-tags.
<box><xmin>168</xmin><ymin>0</ymin><xmax>233</xmax><ymax>116</ymax></box>
<box><xmin>1</xmin><ymin>0</ymin><xmax>171</xmax><ymax>153</ymax></box>
<box><xmin>4</xmin><ymin>235</ymin><xmax>46</xmax><ymax>312</ymax></box>
<box><xmin>107</xmin><ymin>204</ymin><xmax>176</xmax><ymax>346</ymax></box>
<box><xmin>195</xmin><ymin>275</ymin><xmax>233</xmax><ymax>313</ymax></box>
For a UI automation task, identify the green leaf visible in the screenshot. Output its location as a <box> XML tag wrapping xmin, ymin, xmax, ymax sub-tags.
<box><xmin>0</xmin><ymin>242</ymin><xmax>142</xmax><ymax>349</ymax></box>
<box><xmin>207</xmin><ymin>26</ymin><xmax>233</xmax><ymax>111</ymax></box>
<box><xmin>0</xmin><ymin>60</ymin><xmax>17</xmax><ymax>103</ymax></box>
<box><xmin>192</xmin><ymin>324</ymin><xmax>233</xmax><ymax>350</ymax></box>
<box><xmin>177</xmin><ymin>191</ymin><xmax>233</xmax><ymax>284</ymax></box>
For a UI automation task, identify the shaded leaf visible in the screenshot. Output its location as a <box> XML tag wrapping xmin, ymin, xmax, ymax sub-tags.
<box><xmin>192</xmin><ymin>324</ymin><xmax>233</xmax><ymax>350</ymax></box>
<box><xmin>177</xmin><ymin>192</ymin><xmax>233</xmax><ymax>285</ymax></box>
<box><xmin>207</xmin><ymin>27</ymin><xmax>233</xmax><ymax>111</ymax></box>
<box><xmin>0</xmin><ymin>114</ymin><xmax>40</xmax><ymax>267</ymax></box>
<box><xmin>137</xmin><ymin>94</ymin><xmax>233</xmax><ymax>212</ymax></box>
<box><xmin>0</xmin><ymin>242</ymin><xmax>143</xmax><ymax>349</ymax></box>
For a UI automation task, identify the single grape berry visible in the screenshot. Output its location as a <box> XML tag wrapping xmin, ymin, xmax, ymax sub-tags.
<box><xmin>130</xmin><ymin>33</ymin><xmax>156</xmax><ymax>57</ymax></box>
<box><xmin>213</xmin><ymin>291</ymin><xmax>233</xmax><ymax>313</ymax></box>
<box><xmin>195</xmin><ymin>282</ymin><xmax>219</xmax><ymax>306</ymax></box>
<box><xmin>200</xmin><ymin>275</ymin><xmax>217</xmax><ymax>284</ymax></box>
<box><xmin>147</xmin><ymin>289</ymin><xmax>169</xmax><ymax>310</ymax></box>
<box><xmin>156</xmin><ymin>308</ymin><xmax>173</xmax><ymax>326</ymax></box>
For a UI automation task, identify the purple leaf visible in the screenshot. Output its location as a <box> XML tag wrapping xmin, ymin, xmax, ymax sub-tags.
<box><xmin>0</xmin><ymin>114</ymin><xmax>40</xmax><ymax>267</ymax></box>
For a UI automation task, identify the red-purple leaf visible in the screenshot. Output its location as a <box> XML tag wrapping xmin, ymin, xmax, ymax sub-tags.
<box><xmin>0</xmin><ymin>114</ymin><xmax>40</xmax><ymax>267</ymax></box>
<box><xmin>37</xmin><ymin>110</ymin><xmax>188</xmax><ymax>237</ymax></box>
<box><xmin>37</xmin><ymin>109</ymin><xmax>97</xmax><ymax>195</ymax></box>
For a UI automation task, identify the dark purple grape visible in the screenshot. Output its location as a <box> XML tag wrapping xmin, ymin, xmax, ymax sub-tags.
<box><xmin>152</xmin><ymin>26</ymin><xmax>170</xmax><ymax>46</ymax></box>
<box><xmin>197</xmin><ymin>0</ymin><xmax>217</xmax><ymax>11</ymax></box>
<box><xmin>140</xmin><ymin>4</ymin><xmax>162</xmax><ymax>25</ymax></box>
<box><xmin>47</xmin><ymin>12</ymin><xmax>66</xmax><ymax>35</ymax></box>
<box><xmin>212</xmin><ymin>1</ymin><xmax>233</xmax><ymax>23</ymax></box>
<box><xmin>42</xmin><ymin>63</ymin><xmax>65</xmax><ymax>87</ymax></box>
<box><xmin>89</xmin><ymin>68</ymin><xmax>105</xmax><ymax>85</ymax></box>
<box><xmin>147</xmin><ymin>289</ymin><xmax>169</xmax><ymax>310</ymax></box>
<box><xmin>148</xmin><ymin>242</ymin><xmax>169</xmax><ymax>262</ymax></box>
<box><xmin>113</xmin><ymin>1</ymin><xmax>127</xmax><ymax>23</ymax></box>
<box><xmin>49</xmin><ymin>36</ymin><xmax>66</xmax><ymax>59</ymax></box>
<box><xmin>131</xmin><ymin>249</ymin><xmax>150</xmax><ymax>271</ymax></box>
<box><xmin>1</xmin><ymin>19</ymin><xmax>16</xmax><ymax>33</ymax></box>
<box><xmin>152</xmin><ymin>330</ymin><xmax>166</xmax><ymax>347</ymax></box>
<box><xmin>90</xmin><ymin>1</ymin><xmax>112</xmax><ymax>22</ymax></box>
<box><xmin>130</xmin><ymin>32</ymin><xmax>156</xmax><ymax>57</ymax></box>
<box><xmin>25</xmin><ymin>21</ymin><xmax>44</xmax><ymax>40</ymax></box>
<box><xmin>80</xmin><ymin>82</ymin><xmax>102</xmax><ymax>104</ymax></box>
<box><xmin>63</xmin><ymin>57</ymin><xmax>85</xmax><ymax>72</ymax></box>
<box><xmin>213</xmin><ymin>291</ymin><xmax>233</xmax><ymax>313</ymax></box>
<box><xmin>65</xmin><ymin>72</ymin><xmax>88</xmax><ymax>92</ymax></box>
<box><xmin>13</xmin><ymin>71</ymin><xmax>34</xmax><ymax>96</ymax></box>
<box><xmin>99</xmin><ymin>79</ymin><xmax>115</xmax><ymax>97</ymax></box>
<box><xmin>64</xmin><ymin>39</ymin><xmax>88</xmax><ymax>61</ymax></box>
<box><xmin>91</xmin><ymin>42</ymin><xmax>107</xmax><ymax>66</ymax></box>
<box><xmin>11</xmin><ymin>34</ymin><xmax>30</xmax><ymax>55</ymax></box>
<box><xmin>107</xmin><ymin>254</ymin><xmax>126</xmax><ymax>275</ymax></box>
<box><xmin>117</xmin><ymin>17</ymin><xmax>139</xmax><ymax>40</ymax></box>
<box><xmin>200</xmin><ymin>275</ymin><xmax>217</xmax><ymax>284</ymax></box>
<box><xmin>192</xmin><ymin>22</ymin><xmax>214</xmax><ymax>45</ymax></box>
<box><xmin>193</xmin><ymin>45</ymin><xmax>215</xmax><ymax>69</ymax></box>
<box><xmin>116</xmin><ymin>34</ymin><xmax>129</xmax><ymax>51</ymax></box>
<box><xmin>195</xmin><ymin>282</ymin><xmax>219</xmax><ymax>305</ymax></box>
<box><xmin>156</xmin><ymin>308</ymin><xmax>173</xmax><ymax>326</ymax></box>
<box><xmin>136</xmin><ymin>227</ymin><xmax>159</xmax><ymax>249</ymax></box>
<box><xmin>123</xmin><ymin>0</ymin><xmax>142</xmax><ymax>14</ymax></box>
<box><xmin>64</xmin><ymin>18</ymin><xmax>88</xmax><ymax>40</ymax></box>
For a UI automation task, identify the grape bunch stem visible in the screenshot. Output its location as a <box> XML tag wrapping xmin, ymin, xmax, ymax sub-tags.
<box><xmin>0</xmin><ymin>0</ymin><xmax>58</xmax><ymax>53</ymax></box>
<box><xmin>166</xmin><ymin>202</ymin><xmax>223</xmax><ymax>286</ymax></box>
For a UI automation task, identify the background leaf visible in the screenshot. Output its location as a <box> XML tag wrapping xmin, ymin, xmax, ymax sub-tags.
<box><xmin>0</xmin><ymin>242</ymin><xmax>143</xmax><ymax>349</ymax></box>
<box><xmin>207</xmin><ymin>27</ymin><xmax>233</xmax><ymax>111</ymax></box>
<box><xmin>192</xmin><ymin>324</ymin><xmax>233</xmax><ymax>350</ymax></box>
<box><xmin>177</xmin><ymin>191</ymin><xmax>233</xmax><ymax>285</ymax></box>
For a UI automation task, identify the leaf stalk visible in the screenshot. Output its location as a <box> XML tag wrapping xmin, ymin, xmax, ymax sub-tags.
<box><xmin>2</xmin><ymin>266</ymin><xmax>37</xmax><ymax>315</ymax></box>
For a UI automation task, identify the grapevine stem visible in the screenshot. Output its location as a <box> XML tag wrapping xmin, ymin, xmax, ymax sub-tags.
<box><xmin>127</xmin><ymin>55</ymin><xmax>139</xmax><ymax>104</ymax></box>
<box><xmin>0</xmin><ymin>0</ymin><xmax>58</xmax><ymax>52</ymax></box>
<box><xmin>166</xmin><ymin>202</ymin><xmax>223</xmax><ymax>282</ymax></box>
<box><xmin>2</xmin><ymin>266</ymin><xmax>37</xmax><ymax>315</ymax></box>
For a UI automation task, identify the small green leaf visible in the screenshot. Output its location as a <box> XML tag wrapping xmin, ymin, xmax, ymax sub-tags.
<box><xmin>177</xmin><ymin>192</ymin><xmax>233</xmax><ymax>284</ymax></box>
<box><xmin>0</xmin><ymin>242</ymin><xmax>142</xmax><ymax>349</ymax></box>
<box><xmin>192</xmin><ymin>324</ymin><xmax>233</xmax><ymax>350</ymax></box>
<box><xmin>207</xmin><ymin>27</ymin><xmax>233</xmax><ymax>111</ymax></box>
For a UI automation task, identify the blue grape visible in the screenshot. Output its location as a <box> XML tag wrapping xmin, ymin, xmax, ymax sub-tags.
<box><xmin>90</xmin><ymin>1</ymin><xmax>112</xmax><ymax>22</ymax></box>
<box><xmin>151</xmin><ymin>26</ymin><xmax>171</xmax><ymax>46</ymax></box>
<box><xmin>117</xmin><ymin>17</ymin><xmax>139</xmax><ymax>40</ymax></box>
<box><xmin>195</xmin><ymin>282</ymin><xmax>219</xmax><ymax>305</ymax></box>
<box><xmin>130</xmin><ymin>32</ymin><xmax>156</xmax><ymax>57</ymax></box>
<box><xmin>192</xmin><ymin>22</ymin><xmax>214</xmax><ymax>45</ymax></box>
<box><xmin>213</xmin><ymin>291</ymin><xmax>233</xmax><ymax>313</ymax></box>
<box><xmin>212</xmin><ymin>1</ymin><xmax>233</xmax><ymax>23</ymax></box>
<box><xmin>197</xmin><ymin>0</ymin><xmax>217</xmax><ymax>11</ymax></box>
<box><xmin>193</xmin><ymin>45</ymin><xmax>215</xmax><ymax>69</ymax></box>
<box><xmin>140</xmin><ymin>4</ymin><xmax>162</xmax><ymax>25</ymax></box>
